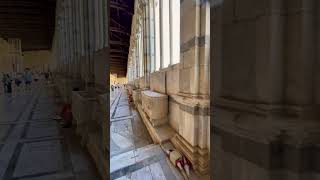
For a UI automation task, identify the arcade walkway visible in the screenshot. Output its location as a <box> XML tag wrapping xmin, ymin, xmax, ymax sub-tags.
<box><xmin>0</xmin><ymin>82</ymin><xmax>100</xmax><ymax>180</ymax></box>
<box><xmin>110</xmin><ymin>88</ymin><xmax>185</xmax><ymax>180</ymax></box>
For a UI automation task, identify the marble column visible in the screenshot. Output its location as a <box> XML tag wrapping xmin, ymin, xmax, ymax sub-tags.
<box><xmin>211</xmin><ymin>0</ymin><xmax>320</xmax><ymax>179</ymax></box>
<box><xmin>179</xmin><ymin>0</ymin><xmax>209</xmax><ymax>97</ymax></box>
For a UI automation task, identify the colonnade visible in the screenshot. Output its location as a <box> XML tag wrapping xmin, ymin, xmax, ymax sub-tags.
<box><xmin>53</xmin><ymin>0</ymin><xmax>108</xmax><ymax>85</ymax></box>
<box><xmin>51</xmin><ymin>1</ymin><xmax>109</xmax><ymax>179</ymax></box>
<box><xmin>127</xmin><ymin>0</ymin><xmax>211</xmax><ymax>175</ymax></box>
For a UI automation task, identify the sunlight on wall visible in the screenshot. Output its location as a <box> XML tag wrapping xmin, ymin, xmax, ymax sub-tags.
<box><xmin>110</xmin><ymin>73</ymin><xmax>128</xmax><ymax>85</ymax></box>
<box><xmin>23</xmin><ymin>50</ymin><xmax>52</xmax><ymax>72</ymax></box>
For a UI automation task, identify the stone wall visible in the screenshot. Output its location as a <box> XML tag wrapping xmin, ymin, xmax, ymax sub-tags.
<box><xmin>127</xmin><ymin>0</ymin><xmax>210</xmax><ymax>175</ymax></box>
<box><xmin>129</xmin><ymin>62</ymin><xmax>210</xmax><ymax>174</ymax></box>
<box><xmin>211</xmin><ymin>0</ymin><xmax>320</xmax><ymax>179</ymax></box>
<box><xmin>23</xmin><ymin>50</ymin><xmax>52</xmax><ymax>71</ymax></box>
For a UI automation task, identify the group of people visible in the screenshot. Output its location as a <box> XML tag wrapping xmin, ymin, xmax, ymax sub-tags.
<box><xmin>1</xmin><ymin>68</ymin><xmax>51</xmax><ymax>94</ymax></box>
<box><xmin>111</xmin><ymin>83</ymin><xmax>122</xmax><ymax>91</ymax></box>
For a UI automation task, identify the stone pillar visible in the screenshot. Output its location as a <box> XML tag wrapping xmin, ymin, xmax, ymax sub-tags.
<box><xmin>166</xmin><ymin>0</ymin><xmax>210</xmax><ymax>175</ymax></box>
<box><xmin>179</xmin><ymin>0</ymin><xmax>209</xmax><ymax>97</ymax></box>
<box><xmin>211</xmin><ymin>0</ymin><xmax>320</xmax><ymax>179</ymax></box>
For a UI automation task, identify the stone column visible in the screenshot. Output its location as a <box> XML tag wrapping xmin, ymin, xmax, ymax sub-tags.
<box><xmin>88</xmin><ymin>0</ymin><xmax>95</xmax><ymax>90</ymax></box>
<box><xmin>179</xmin><ymin>0</ymin><xmax>209</xmax><ymax>97</ymax></box>
<box><xmin>211</xmin><ymin>0</ymin><xmax>320</xmax><ymax>179</ymax></box>
<box><xmin>169</xmin><ymin>0</ymin><xmax>210</xmax><ymax>175</ymax></box>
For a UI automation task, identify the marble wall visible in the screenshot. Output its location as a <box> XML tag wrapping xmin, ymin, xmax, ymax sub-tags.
<box><xmin>211</xmin><ymin>0</ymin><xmax>320</xmax><ymax>179</ymax></box>
<box><xmin>127</xmin><ymin>0</ymin><xmax>211</xmax><ymax>175</ymax></box>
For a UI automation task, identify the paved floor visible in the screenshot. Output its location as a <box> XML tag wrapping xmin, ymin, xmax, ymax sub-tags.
<box><xmin>110</xmin><ymin>88</ymin><xmax>184</xmax><ymax>180</ymax></box>
<box><xmin>0</xmin><ymin>82</ymin><xmax>100</xmax><ymax>180</ymax></box>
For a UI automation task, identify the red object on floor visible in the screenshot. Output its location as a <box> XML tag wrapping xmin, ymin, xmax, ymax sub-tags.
<box><xmin>60</xmin><ymin>103</ymin><xmax>72</xmax><ymax>125</ymax></box>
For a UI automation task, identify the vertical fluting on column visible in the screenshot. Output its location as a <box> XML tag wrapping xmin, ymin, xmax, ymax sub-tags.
<box><xmin>88</xmin><ymin>0</ymin><xmax>95</xmax><ymax>87</ymax></box>
<box><xmin>285</xmin><ymin>0</ymin><xmax>315</xmax><ymax>105</ymax></box>
<box><xmin>94</xmin><ymin>0</ymin><xmax>99</xmax><ymax>51</ymax></box>
<box><xmin>68</xmin><ymin>0</ymin><xmax>74</xmax><ymax>77</ymax></box>
<box><xmin>79</xmin><ymin>0</ymin><xmax>85</xmax><ymax>80</ymax></box>
<box><xmin>62</xmin><ymin>0</ymin><xmax>67</xmax><ymax>75</ymax></box>
<box><xmin>149</xmin><ymin>0</ymin><xmax>155</xmax><ymax>72</ymax></box>
<box><xmin>143</xmin><ymin>2</ymin><xmax>151</xmax><ymax>88</ymax></box>
<box><xmin>99</xmin><ymin>0</ymin><xmax>104</xmax><ymax>49</ymax></box>
<box><xmin>316</xmin><ymin>0</ymin><xmax>320</xmax><ymax>104</ymax></box>
<box><xmin>193</xmin><ymin>1</ymin><xmax>200</xmax><ymax>95</ymax></box>
<box><xmin>72</xmin><ymin>0</ymin><xmax>78</xmax><ymax>78</ymax></box>
<box><xmin>104</xmin><ymin>0</ymin><xmax>108</xmax><ymax>48</ymax></box>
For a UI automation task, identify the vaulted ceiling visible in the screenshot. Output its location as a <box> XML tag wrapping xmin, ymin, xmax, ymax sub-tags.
<box><xmin>0</xmin><ymin>0</ymin><xmax>56</xmax><ymax>51</ymax></box>
<box><xmin>110</xmin><ymin>0</ymin><xmax>134</xmax><ymax>77</ymax></box>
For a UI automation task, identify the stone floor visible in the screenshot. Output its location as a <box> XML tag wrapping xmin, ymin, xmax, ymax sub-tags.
<box><xmin>0</xmin><ymin>82</ymin><xmax>100</xmax><ymax>180</ymax></box>
<box><xmin>110</xmin><ymin>88</ymin><xmax>185</xmax><ymax>180</ymax></box>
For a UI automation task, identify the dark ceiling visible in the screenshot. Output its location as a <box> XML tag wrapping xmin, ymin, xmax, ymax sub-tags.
<box><xmin>0</xmin><ymin>0</ymin><xmax>56</xmax><ymax>51</ymax></box>
<box><xmin>110</xmin><ymin>0</ymin><xmax>134</xmax><ymax>77</ymax></box>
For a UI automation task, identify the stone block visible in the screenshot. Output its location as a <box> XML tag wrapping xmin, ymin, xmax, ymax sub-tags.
<box><xmin>134</xmin><ymin>79</ymin><xmax>140</xmax><ymax>89</ymax></box>
<box><xmin>171</xmin><ymin>95</ymin><xmax>210</xmax><ymax>148</ymax></box>
<box><xmin>150</xmin><ymin>71</ymin><xmax>166</xmax><ymax>94</ymax></box>
<box><xmin>199</xmin><ymin>65</ymin><xmax>210</xmax><ymax>96</ymax></box>
<box><xmin>179</xmin><ymin>68</ymin><xmax>191</xmax><ymax>94</ymax></box>
<box><xmin>141</xmin><ymin>90</ymin><xmax>168</xmax><ymax>127</ymax></box>
<box><xmin>200</xmin><ymin>4</ymin><xmax>210</xmax><ymax>36</ymax></box>
<box><xmin>182</xmin><ymin>46</ymin><xmax>196</xmax><ymax>69</ymax></box>
<box><xmin>166</xmin><ymin>64</ymin><xmax>180</xmax><ymax>95</ymax></box>
<box><xmin>179</xmin><ymin>110</ymin><xmax>197</xmax><ymax>146</ymax></box>
<box><xmin>168</xmin><ymin>100</ymin><xmax>180</xmax><ymax>132</ymax></box>
<box><xmin>181</xmin><ymin>4</ymin><xmax>196</xmax><ymax>44</ymax></box>
<box><xmin>139</xmin><ymin>77</ymin><xmax>148</xmax><ymax>89</ymax></box>
<box><xmin>71</xmin><ymin>91</ymin><xmax>96</xmax><ymax>138</ymax></box>
<box><xmin>136</xmin><ymin>103</ymin><xmax>176</xmax><ymax>143</ymax></box>
<box><xmin>199</xmin><ymin>46</ymin><xmax>210</xmax><ymax>66</ymax></box>
<box><xmin>132</xmin><ymin>89</ymin><xmax>141</xmax><ymax>105</ymax></box>
<box><xmin>94</xmin><ymin>47</ymin><xmax>109</xmax><ymax>93</ymax></box>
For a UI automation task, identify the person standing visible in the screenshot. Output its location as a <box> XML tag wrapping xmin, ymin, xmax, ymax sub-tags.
<box><xmin>14</xmin><ymin>73</ymin><xmax>22</xmax><ymax>94</ymax></box>
<box><xmin>2</xmin><ymin>73</ymin><xmax>7</xmax><ymax>94</ymax></box>
<box><xmin>24</xmin><ymin>68</ymin><xmax>33</xmax><ymax>91</ymax></box>
<box><xmin>6</xmin><ymin>74</ymin><xmax>12</xmax><ymax>94</ymax></box>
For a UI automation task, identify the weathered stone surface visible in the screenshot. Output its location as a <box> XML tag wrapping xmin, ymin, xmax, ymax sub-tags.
<box><xmin>141</xmin><ymin>90</ymin><xmax>168</xmax><ymax>126</ymax></box>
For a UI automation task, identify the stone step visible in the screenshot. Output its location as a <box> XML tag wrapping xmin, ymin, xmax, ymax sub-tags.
<box><xmin>110</xmin><ymin>144</ymin><xmax>166</xmax><ymax>180</ymax></box>
<box><xmin>136</xmin><ymin>104</ymin><xmax>175</xmax><ymax>143</ymax></box>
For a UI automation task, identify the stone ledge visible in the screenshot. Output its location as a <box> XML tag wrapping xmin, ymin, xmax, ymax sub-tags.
<box><xmin>136</xmin><ymin>103</ymin><xmax>175</xmax><ymax>144</ymax></box>
<box><xmin>170</xmin><ymin>94</ymin><xmax>210</xmax><ymax>116</ymax></box>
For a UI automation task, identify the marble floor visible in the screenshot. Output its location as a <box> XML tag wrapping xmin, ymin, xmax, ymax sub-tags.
<box><xmin>110</xmin><ymin>88</ymin><xmax>184</xmax><ymax>180</ymax></box>
<box><xmin>0</xmin><ymin>82</ymin><xmax>100</xmax><ymax>180</ymax></box>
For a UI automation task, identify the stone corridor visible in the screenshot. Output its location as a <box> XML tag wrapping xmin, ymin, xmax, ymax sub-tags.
<box><xmin>110</xmin><ymin>88</ymin><xmax>187</xmax><ymax>180</ymax></box>
<box><xmin>0</xmin><ymin>83</ymin><xmax>100</xmax><ymax>180</ymax></box>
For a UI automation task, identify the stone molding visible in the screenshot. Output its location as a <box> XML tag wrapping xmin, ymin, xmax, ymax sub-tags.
<box><xmin>213</xmin><ymin>124</ymin><xmax>320</xmax><ymax>173</ymax></box>
<box><xmin>170</xmin><ymin>95</ymin><xmax>210</xmax><ymax>116</ymax></box>
<box><xmin>180</xmin><ymin>35</ymin><xmax>209</xmax><ymax>53</ymax></box>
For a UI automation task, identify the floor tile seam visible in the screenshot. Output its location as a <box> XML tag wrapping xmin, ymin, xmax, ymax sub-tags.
<box><xmin>110</xmin><ymin>153</ymin><xmax>165</xmax><ymax>179</ymax></box>
<box><xmin>111</xmin><ymin>91</ymin><xmax>124</xmax><ymax>119</ymax></box>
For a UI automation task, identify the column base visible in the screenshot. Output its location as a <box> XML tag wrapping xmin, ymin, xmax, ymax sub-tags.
<box><xmin>171</xmin><ymin>133</ymin><xmax>210</xmax><ymax>175</ymax></box>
